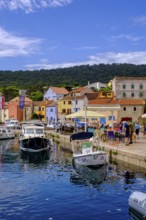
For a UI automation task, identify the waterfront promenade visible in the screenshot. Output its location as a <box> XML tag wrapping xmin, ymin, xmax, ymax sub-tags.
<box><xmin>102</xmin><ymin>133</ymin><xmax>146</xmax><ymax>172</ymax></box>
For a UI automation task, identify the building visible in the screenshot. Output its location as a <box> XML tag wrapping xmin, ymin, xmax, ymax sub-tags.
<box><xmin>118</xmin><ymin>99</ymin><xmax>145</xmax><ymax>122</ymax></box>
<box><xmin>33</xmin><ymin>100</ymin><xmax>54</xmax><ymax>122</ymax></box>
<box><xmin>88</xmin><ymin>98</ymin><xmax>121</xmax><ymax>125</ymax></box>
<box><xmin>44</xmin><ymin>86</ymin><xmax>69</xmax><ymax>101</ymax></box>
<box><xmin>46</xmin><ymin>101</ymin><xmax>58</xmax><ymax>124</ymax></box>
<box><xmin>8</xmin><ymin>97</ymin><xmax>33</xmax><ymax>121</ymax></box>
<box><xmin>86</xmin><ymin>81</ymin><xmax>106</xmax><ymax>90</ymax></box>
<box><xmin>112</xmin><ymin>77</ymin><xmax>146</xmax><ymax>99</ymax></box>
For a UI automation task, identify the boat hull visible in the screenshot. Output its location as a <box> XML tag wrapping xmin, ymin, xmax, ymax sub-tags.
<box><xmin>128</xmin><ymin>191</ymin><xmax>146</xmax><ymax>217</ymax></box>
<box><xmin>73</xmin><ymin>151</ymin><xmax>108</xmax><ymax>168</ymax></box>
<box><xmin>19</xmin><ymin>137</ymin><xmax>52</xmax><ymax>153</ymax></box>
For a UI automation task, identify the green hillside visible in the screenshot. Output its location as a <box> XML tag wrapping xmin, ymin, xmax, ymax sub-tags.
<box><xmin>1</xmin><ymin>63</ymin><xmax>146</xmax><ymax>89</ymax></box>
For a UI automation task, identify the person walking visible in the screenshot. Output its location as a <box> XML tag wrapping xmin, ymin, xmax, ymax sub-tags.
<box><xmin>124</xmin><ymin>121</ymin><xmax>130</xmax><ymax>145</ymax></box>
<box><xmin>129</xmin><ymin>121</ymin><xmax>135</xmax><ymax>144</ymax></box>
<box><xmin>134</xmin><ymin>122</ymin><xmax>140</xmax><ymax>139</ymax></box>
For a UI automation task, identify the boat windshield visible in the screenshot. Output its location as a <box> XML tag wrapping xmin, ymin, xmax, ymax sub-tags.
<box><xmin>36</xmin><ymin>129</ymin><xmax>43</xmax><ymax>134</ymax></box>
<box><xmin>24</xmin><ymin>129</ymin><xmax>35</xmax><ymax>134</ymax></box>
<box><xmin>24</xmin><ymin>128</ymin><xmax>43</xmax><ymax>135</ymax></box>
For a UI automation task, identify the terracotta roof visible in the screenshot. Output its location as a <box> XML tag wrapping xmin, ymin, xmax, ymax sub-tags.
<box><xmin>46</xmin><ymin>100</ymin><xmax>57</xmax><ymax>107</ymax></box>
<box><xmin>50</xmin><ymin>86</ymin><xmax>69</xmax><ymax>95</ymax></box>
<box><xmin>68</xmin><ymin>86</ymin><xmax>86</xmax><ymax>94</ymax></box>
<box><xmin>33</xmin><ymin>100</ymin><xmax>54</xmax><ymax>106</ymax></box>
<box><xmin>10</xmin><ymin>96</ymin><xmax>32</xmax><ymax>102</ymax></box>
<box><xmin>119</xmin><ymin>99</ymin><xmax>145</xmax><ymax>105</ymax></box>
<box><xmin>59</xmin><ymin>96</ymin><xmax>72</xmax><ymax>101</ymax></box>
<box><xmin>85</xmin><ymin>92</ymin><xmax>99</xmax><ymax>100</ymax></box>
<box><xmin>89</xmin><ymin>99</ymin><xmax>119</xmax><ymax>105</ymax></box>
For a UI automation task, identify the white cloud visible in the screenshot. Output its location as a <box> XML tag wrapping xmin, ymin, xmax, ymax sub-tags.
<box><xmin>89</xmin><ymin>51</ymin><xmax>146</xmax><ymax>65</ymax></box>
<box><xmin>0</xmin><ymin>0</ymin><xmax>73</xmax><ymax>13</ymax></box>
<box><xmin>74</xmin><ymin>46</ymin><xmax>99</xmax><ymax>51</ymax></box>
<box><xmin>25</xmin><ymin>51</ymin><xmax>146</xmax><ymax>70</ymax></box>
<box><xmin>0</xmin><ymin>27</ymin><xmax>42</xmax><ymax>56</ymax></box>
<box><xmin>133</xmin><ymin>16</ymin><xmax>146</xmax><ymax>26</ymax></box>
<box><xmin>111</xmin><ymin>34</ymin><xmax>143</xmax><ymax>42</ymax></box>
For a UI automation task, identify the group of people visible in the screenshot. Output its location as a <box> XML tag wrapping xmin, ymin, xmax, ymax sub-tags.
<box><xmin>122</xmin><ymin>121</ymin><xmax>140</xmax><ymax>146</ymax></box>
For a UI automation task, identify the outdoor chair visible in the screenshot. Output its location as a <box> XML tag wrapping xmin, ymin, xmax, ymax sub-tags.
<box><xmin>108</xmin><ymin>131</ymin><xmax>115</xmax><ymax>141</ymax></box>
<box><xmin>115</xmin><ymin>132</ymin><xmax>125</xmax><ymax>142</ymax></box>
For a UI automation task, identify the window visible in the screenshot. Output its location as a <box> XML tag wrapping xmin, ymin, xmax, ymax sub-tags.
<box><xmin>134</xmin><ymin>107</ymin><xmax>136</xmax><ymax>111</ymax></box>
<box><xmin>131</xmin><ymin>93</ymin><xmax>134</xmax><ymax>97</ymax></box>
<box><xmin>75</xmin><ymin>100</ymin><xmax>78</xmax><ymax>104</ymax></box>
<box><xmin>50</xmin><ymin>108</ymin><xmax>53</xmax><ymax>112</ymax></box>
<box><xmin>123</xmin><ymin>107</ymin><xmax>126</xmax><ymax>111</ymax></box>
<box><xmin>42</xmin><ymin>107</ymin><xmax>44</xmax><ymax>111</ymax></box>
<box><xmin>68</xmin><ymin>101</ymin><xmax>71</xmax><ymax>104</ymax></box>
<box><xmin>123</xmin><ymin>84</ymin><xmax>126</xmax><ymax>89</ymax></box>
<box><xmin>63</xmin><ymin>101</ymin><xmax>66</xmax><ymax>105</ymax></box>
<box><xmin>131</xmin><ymin>84</ymin><xmax>134</xmax><ymax>89</ymax></box>
<box><xmin>123</xmin><ymin>92</ymin><xmax>126</xmax><ymax>97</ymax></box>
<box><xmin>140</xmin><ymin>84</ymin><xmax>143</xmax><ymax>89</ymax></box>
<box><xmin>139</xmin><ymin>92</ymin><xmax>143</xmax><ymax>97</ymax></box>
<box><xmin>108</xmin><ymin>116</ymin><xmax>115</xmax><ymax>120</ymax></box>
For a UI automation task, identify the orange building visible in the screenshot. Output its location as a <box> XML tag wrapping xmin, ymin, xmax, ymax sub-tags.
<box><xmin>8</xmin><ymin>97</ymin><xmax>33</xmax><ymax>121</ymax></box>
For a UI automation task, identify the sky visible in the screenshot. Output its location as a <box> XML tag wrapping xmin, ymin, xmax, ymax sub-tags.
<box><xmin>1</xmin><ymin>0</ymin><xmax>146</xmax><ymax>71</ymax></box>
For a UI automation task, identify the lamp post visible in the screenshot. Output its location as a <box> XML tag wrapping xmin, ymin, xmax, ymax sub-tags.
<box><xmin>84</xmin><ymin>105</ymin><xmax>87</xmax><ymax>132</ymax></box>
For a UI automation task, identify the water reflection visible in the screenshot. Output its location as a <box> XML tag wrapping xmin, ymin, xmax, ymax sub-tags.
<box><xmin>20</xmin><ymin>149</ymin><xmax>51</xmax><ymax>163</ymax></box>
<box><xmin>0</xmin><ymin>139</ymin><xmax>19</xmax><ymax>163</ymax></box>
<box><xmin>71</xmin><ymin>158</ymin><xmax>107</xmax><ymax>184</ymax></box>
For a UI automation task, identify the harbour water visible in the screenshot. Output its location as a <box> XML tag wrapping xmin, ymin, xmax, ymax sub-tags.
<box><xmin>0</xmin><ymin>138</ymin><xmax>146</xmax><ymax>220</ymax></box>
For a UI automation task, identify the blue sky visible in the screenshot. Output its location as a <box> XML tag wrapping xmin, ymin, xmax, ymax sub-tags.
<box><xmin>0</xmin><ymin>0</ymin><xmax>146</xmax><ymax>71</ymax></box>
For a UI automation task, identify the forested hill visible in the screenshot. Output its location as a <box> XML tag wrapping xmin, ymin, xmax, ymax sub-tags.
<box><xmin>1</xmin><ymin>63</ymin><xmax>146</xmax><ymax>89</ymax></box>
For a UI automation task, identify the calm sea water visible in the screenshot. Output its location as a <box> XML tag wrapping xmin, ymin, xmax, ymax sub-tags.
<box><xmin>0</xmin><ymin>138</ymin><xmax>146</xmax><ymax>220</ymax></box>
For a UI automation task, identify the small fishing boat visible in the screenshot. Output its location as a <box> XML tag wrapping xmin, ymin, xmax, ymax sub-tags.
<box><xmin>128</xmin><ymin>191</ymin><xmax>146</xmax><ymax>218</ymax></box>
<box><xmin>0</xmin><ymin>126</ymin><xmax>15</xmax><ymax>140</ymax></box>
<box><xmin>70</xmin><ymin>131</ymin><xmax>108</xmax><ymax>169</ymax></box>
<box><xmin>19</xmin><ymin>123</ymin><xmax>53</xmax><ymax>153</ymax></box>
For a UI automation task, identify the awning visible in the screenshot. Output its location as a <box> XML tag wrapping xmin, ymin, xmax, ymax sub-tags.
<box><xmin>65</xmin><ymin>110</ymin><xmax>105</xmax><ymax>119</ymax></box>
<box><xmin>141</xmin><ymin>113</ymin><xmax>146</xmax><ymax>118</ymax></box>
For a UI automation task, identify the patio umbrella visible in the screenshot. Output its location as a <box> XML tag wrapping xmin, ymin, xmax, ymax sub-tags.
<box><xmin>65</xmin><ymin>110</ymin><xmax>105</xmax><ymax>118</ymax></box>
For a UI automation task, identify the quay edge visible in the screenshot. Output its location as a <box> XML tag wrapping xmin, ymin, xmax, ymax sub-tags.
<box><xmin>46</xmin><ymin>130</ymin><xmax>146</xmax><ymax>172</ymax></box>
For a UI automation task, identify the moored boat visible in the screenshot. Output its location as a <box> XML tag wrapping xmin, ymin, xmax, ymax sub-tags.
<box><xmin>0</xmin><ymin>126</ymin><xmax>15</xmax><ymax>140</ymax></box>
<box><xmin>19</xmin><ymin>124</ymin><xmax>53</xmax><ymax>153</ymax></box>
<box><xmin>70</xmin><ymin>131</ymin><xmax>108</xmax><ymax>169</ymax></box>
<box><xmin>128</xmin><ymin>191</ymin><xmax>146</xmax><ymax>217</ymax></box>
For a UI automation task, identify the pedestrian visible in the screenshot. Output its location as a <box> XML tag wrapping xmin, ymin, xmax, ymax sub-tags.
<box><xmin>134</xmin><ymin>122</ymin><xmax>140</xmax><ymax>139</ymax></box>
<box><xmin>129</xmin><ymin>121</ymin><xmax>135</xmax><ymax>144</ymax></box>
<box><xmin>124</xmin><ymin>121</ymin><xmax>130</xmax><ymax>145</ymax></box>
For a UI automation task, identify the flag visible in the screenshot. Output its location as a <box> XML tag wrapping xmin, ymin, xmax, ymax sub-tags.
<box><xmin>19</xmin><ymin>96</ymin><xmax>25</xmax><ymax>109</ymax></box>
<box><xmin>0</xmin><ymin>96</ymin><xmax>4</xmax><ymax>109</ymax></box>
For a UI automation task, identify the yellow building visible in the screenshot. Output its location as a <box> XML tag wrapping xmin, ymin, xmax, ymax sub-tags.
<box><xmin>58</xmin><ymin>96</ymin><xmax>72</xmax><ymax>120</ymax></box>
<box><xmin>33</xmin><ymin>100</ymin><xmax>53</xmax><ymax>122</ymax></box>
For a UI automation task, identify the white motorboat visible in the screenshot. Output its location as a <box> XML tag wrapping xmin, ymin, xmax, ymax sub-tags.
<box><xmin>70</xmin><ymin>132</ymin><xmax>108</xmax><ymax>169</ymax></box>
<box><xmin>0</xmin><ymin>126</ymin><xmax>15</xmax><ymax>140</ymax></box>
<box><xmin>19</xmin><ymin>123</ymin><xmax>53</xmax><ymax>153</ymax></box>
<box><xmin>128</xmin><ymin>191</ymin><xmax>146</xmax><ymax>218</ymax></box>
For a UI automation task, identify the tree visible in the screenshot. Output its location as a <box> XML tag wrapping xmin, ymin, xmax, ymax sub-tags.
<box><xmin>29</xmin><ymin>91</ymin><xmax>43</xmax><ymax>101</ymax></box>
